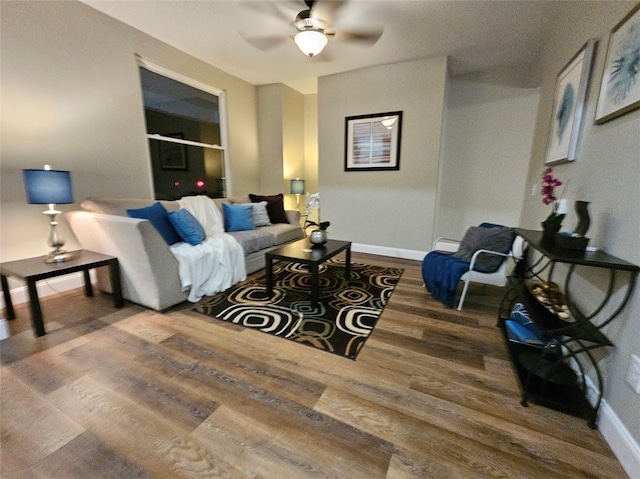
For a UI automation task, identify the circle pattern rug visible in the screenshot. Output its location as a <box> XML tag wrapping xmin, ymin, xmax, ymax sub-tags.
<box><xmin>191</xmin><ymin>260</ymin><xmax>403</xmax><ymax>360</ymax></box>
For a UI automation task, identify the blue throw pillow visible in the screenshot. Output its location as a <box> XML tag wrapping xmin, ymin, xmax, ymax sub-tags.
<box><xmin>126</xmin><ymin>202</ymin><xmax>181</xmax><ymax>245</ymax></box>
<box><xmin>168</xmin><ymin>209</ymin><xmax>206</xmax><ymax>246</ymax></box>
<box><xmin>223</xmin><ymin>203</ymin><xmax>255</xmax><ymax>232</ymax></box>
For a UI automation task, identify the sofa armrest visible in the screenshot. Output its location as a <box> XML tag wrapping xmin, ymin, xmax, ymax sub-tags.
<box><xmin>65</xmin><ymin>210</ymin><xmax>187</xmax><ymax>310</ymax></box>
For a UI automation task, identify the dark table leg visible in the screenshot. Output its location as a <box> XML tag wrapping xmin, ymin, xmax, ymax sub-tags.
<box><xmin>265</xmin><ymin>256</ymin><xmax>274</xmax><ymax>299</ymax></box>
<box><xmin>110</xmin><ymin>260</ymin><xmax>124</xmax><ymax>308</ymax></box>
<box><xmin>311</xmin><ymin>262</ymin><xmax>319</xmax><ymax>307</ymax></box>
<box><xmin>1</xmin><ymin>274</ymin><xmax>15</xmax><ymax>320</ymax></box>
<box><xmin>26</xmin><ymin>280</ymin><xmax>45</xmax><ymax>337</ymax></box>
<box><xmin>83</xmin><ymin>269</ymin><xmax>93</xmax><ymax>297</ymax></box>
<box><xmin>345</xmin><ymin>245</ymin><xmax>351</xmax><ymax>278</ymax></box>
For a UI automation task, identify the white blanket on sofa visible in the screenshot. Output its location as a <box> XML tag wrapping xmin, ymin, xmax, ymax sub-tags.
<box><xmin>169</xmin><ymin>196</ymin><xmax>246</xmax><ymax>302</ymax></box>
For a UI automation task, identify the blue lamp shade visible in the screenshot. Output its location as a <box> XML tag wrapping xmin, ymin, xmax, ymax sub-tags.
<box><xmin>23</xmin><ymin>169</ymin><xmax>74</xmax><ymax>205</ymax></box>
<box><xmin>290</xmin><ymin>178</ymin><xmax>305</xmax><ymax>195</ymax></box>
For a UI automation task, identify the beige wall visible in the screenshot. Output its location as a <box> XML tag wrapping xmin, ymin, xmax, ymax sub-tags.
<box><xmin>304</xmin><ymin>95</ymin><xmax>319</xmax><ymax>196</ymax></box>
<box><xmin>316</xmin><ymin>57</ymin><xmax>540</xmax><ymax>256</ymax></box>
<box><xmin>437</xmin><ymin>71</ymin><xmax>540</xmax><ymax>239</ymax></box>
<box><xmin>282</xmin><ymin>86</ymin><xmax>305</xmax><ymax>211</ymax></box>
<box><xmin>318</xmin><ymin>58</ymin><xmax>448</xmax><ymax>253</ymax></box>
<box><xmin>257</xmin><ymin>84</ymin><xmax>285</xmax><ymax>194</ymax></box>
<box><xmin>520</xmin><ymin>1</ymin><xmax>640</xmax><ymax>448</ymax></box>
<box><xmin>256</xmin><ymin>83</ymin><xmax>305</xmax><ymax>210</ymax></box>
<box><xmin>282</xmin><ymin>86</ymin><xmax>305</xmax><ymax>182</ymax></box>
<box><xmin>0</xmin><ymin>0</ymin><xmax>259</xmax><ymax>262</ymax></box>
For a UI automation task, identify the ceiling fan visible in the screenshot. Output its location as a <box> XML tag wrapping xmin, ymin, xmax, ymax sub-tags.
<box><xmin>242</xmin><ymin>0</ymin><xmax>383</xmax><ymax>58</ymax></box>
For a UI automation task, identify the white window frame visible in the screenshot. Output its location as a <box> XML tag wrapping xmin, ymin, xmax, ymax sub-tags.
<box><xmin>135</xmin><ymin>55</ymin><xmax>232</xmax><ymax>196</ymax></box>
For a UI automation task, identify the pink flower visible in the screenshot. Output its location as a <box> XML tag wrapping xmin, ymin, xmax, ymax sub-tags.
<box><xmin>541</xmin><ymin>167</ymin><xmax>563</xmax><ymax>207</ymax></box>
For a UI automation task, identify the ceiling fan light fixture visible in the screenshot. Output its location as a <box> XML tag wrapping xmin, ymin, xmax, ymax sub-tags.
<box><xmin>294</xmin><ymin>29</ymin><xmax>328</xmax><ymax>57</ymax></box>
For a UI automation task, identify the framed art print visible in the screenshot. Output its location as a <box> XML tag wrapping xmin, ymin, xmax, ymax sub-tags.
<box><xmin>545</xmin><ymin>39</ymin><xmax>596</xmax><ymax>165</ymax></box>
<box><xmin>345</xmin><ymin>111</ymin><xmax>402</xmax><ymax>171</ymax></box>
<box><xmin>595</xmin><ymin>2</ymin><xmax>640</xmax><ymax>124</ymax></box>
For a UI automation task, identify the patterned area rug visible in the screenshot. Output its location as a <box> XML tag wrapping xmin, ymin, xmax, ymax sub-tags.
<box><xmin>191</xmin><ymin>260</ymin><xmax>403</xmax><ymax>360</ymax></box>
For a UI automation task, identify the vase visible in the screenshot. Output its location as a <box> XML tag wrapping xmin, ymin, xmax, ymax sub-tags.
<box><xmin>309</xmin><ymin>229</ymin><xmax>328</xmax><ymax>246</ymax></box>
<box><xmin>541</xmin><ymin>223</ymin><xmax>560</xmax><ymax>245</ymax></box>
<box><xmin>573</xmin><ymin>201</ymin><xmax>590</xmax><ymax>237</ymax></box>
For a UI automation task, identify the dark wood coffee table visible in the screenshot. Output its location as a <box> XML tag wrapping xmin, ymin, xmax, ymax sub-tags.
<box><xmin>1</xmin><ymin>250</ymin><xmax>123</xmax><ymax>337</ymax></box>
<box><xmin>265</xmin><ymin>238</ymin><xmax>351</xmax><ymax>307</ymax></box>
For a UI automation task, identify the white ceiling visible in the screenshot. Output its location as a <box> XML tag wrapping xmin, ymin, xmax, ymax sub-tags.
<box><xmin>81</xmin><ymin>0</ymin><xmax>562</xmax><ymax>94</ymax></box>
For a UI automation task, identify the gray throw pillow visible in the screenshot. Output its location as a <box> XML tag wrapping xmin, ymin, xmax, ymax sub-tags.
<box><xmin>235</xmin><ymin>202</ymin><xmax>271</xmax><ymax>227</ymax></box>
<box><xmin>249</xmin><ymin>193</ymin><xmax>289</xmax><ymax>224</ymax></box>
<box><xmin>250</xmin><ymin>201</ymin><xmax>271</xmax><ymax>227</ymax></box>
<box><xmin>453</xmin><ymin>226</ymin><xmax>516</xmax><ymax>273</ymax></box>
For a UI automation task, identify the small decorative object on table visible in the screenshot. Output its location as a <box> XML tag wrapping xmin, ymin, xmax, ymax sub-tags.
<box><xmin>304</xmin><ymin>192</ymin><xmax>330</xmax><ymax>246</ymax></box>
<box><xmin>573</xmin><ymin>200</ymin><xmax>590</xmax><ymax>237</ymax></box>
<box><xmin>554</xmin><ymin>200</ymin><xmax>591</xmax><ymax>251</ymax></box>
<box><xmin>540</xmin><ymin>167</ymin><xmax>565</xmax><ymax>244</ymax></box>
<box><xmin>308</xmin><ymin>227</ymin><xmax>329</xmax><ymax>246</ymax></box>
<box><xmin>531</xmin><ymin>281</ymin><xmax>573</xmax><ymax>322</ymax></box>
<box><xmin>555</xmin><ymin>232</ymin><xmax>589</xmax><ymax>251</ymax></box>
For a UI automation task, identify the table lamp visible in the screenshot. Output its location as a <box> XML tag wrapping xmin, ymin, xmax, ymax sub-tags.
<box><xmin>290</xmin><ymin>178</ymin><xmax>305</xmax><ymax>209</ymax></box>
<box><xmin>22</xmin><ymin>165</ymin><xmax>74</xmax><ymax>263</ymax></box>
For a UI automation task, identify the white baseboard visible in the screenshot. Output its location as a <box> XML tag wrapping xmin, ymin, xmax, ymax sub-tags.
<box><xmin>560</xmin><ymin>344</ymin><xmax>639</xmax><ymax>477</ymax></box>
<box><xmin>0</xmin><ymin>272</ymin><xmax>88</xmax><ymax>310</ymax></box>
<box><xmin>599</xmin><ymin>399</ymin><xmax>640</xmax><ymax>479</ymax></box>
<box><xmin>352</xmin><ymin>243</ymin><xmax>427</xmax><ymax>261</ymax></box>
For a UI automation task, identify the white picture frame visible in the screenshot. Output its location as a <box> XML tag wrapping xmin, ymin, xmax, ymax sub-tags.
<box><xmin>595</xmin><ymin>3</ymin><xmax>640</xmax><ymax>124</ymax></box>
<box><xmin>545</xmin><ymin>40</ymin><xmax>596</xmax><ymax>165</ymax></box>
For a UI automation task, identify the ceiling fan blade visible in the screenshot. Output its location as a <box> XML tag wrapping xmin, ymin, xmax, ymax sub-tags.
<box><xmin>310</xmin><ymin>0</ymin><xmax>348</xmax><ymax>25</ymax></box>
<box><xmin>241</xmin><ymin>1</ymin><xmax>294</xmax><ymax>24</ymax></box>
<box><xmin>241</xmin><ymin>34</ymin><xmax>290</xmax><ymax>51</ymax></box>
<box><xmin>331</xmin><ymin>28</ymin><xmax>383</xmax><ymax>45</ymax></box>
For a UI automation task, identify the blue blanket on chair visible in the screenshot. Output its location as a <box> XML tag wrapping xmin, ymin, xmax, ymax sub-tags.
<box><xmin>422</xmin><ymin>251</ymin><xmax>470</xmax><ymax>308</ymax></box>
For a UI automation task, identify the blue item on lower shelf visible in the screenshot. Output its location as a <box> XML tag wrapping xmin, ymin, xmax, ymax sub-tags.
<box><xmin>505</xmin><ymin>302</ymin><xmax>551</xmax><ymax>346</ymax></box>
<box><xmin>506</xmin><ymin>320</ymin><xmax>545</xmax><ymax>346</ymax></box>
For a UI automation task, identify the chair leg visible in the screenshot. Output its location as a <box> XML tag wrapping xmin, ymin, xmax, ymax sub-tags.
<box><xmin>457</xmin><ymin>278</ymin><xmax>470</xmax><ymax>311</ymax></box>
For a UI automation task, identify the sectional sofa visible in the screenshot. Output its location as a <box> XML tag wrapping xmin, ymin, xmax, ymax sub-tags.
<box><xmin>65</xmin><ymin>195</ymin><xmax>304</xmax><ymax>311</ymax></box>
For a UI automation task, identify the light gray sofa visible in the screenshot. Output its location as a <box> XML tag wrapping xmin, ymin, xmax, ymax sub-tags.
<box><xmin>65</xmin><ymin>195</ymin><xmax>304</xmax><ymax>311</ymax></box>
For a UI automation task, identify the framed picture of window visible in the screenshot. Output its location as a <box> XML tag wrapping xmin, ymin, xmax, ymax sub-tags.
<box><xmin>545</xmin><ymin>39</ymin><xmax>596</xmax><ymax>165</ymax></box>
<box><xmin>159</xmin><ymin>133</ymin><xmax>188</xmax><ymax>170</ymax></box>
<box><xmin>345</xmin><ymin>111</ymin><xmax>402</xmax><ymax>171</ymax></box>
<box><xmin>595</xmin><ymin>3</ymin><xmax>640</xmax><ymax>124</ymax></box>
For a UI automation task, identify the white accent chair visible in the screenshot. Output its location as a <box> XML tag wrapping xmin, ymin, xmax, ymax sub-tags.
<box><xmin>432</xmin><ymin>234</ymin><xmax>526</xmax><ymax>310</ymax></box>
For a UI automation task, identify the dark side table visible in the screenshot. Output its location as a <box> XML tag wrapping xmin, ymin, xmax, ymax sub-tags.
<box><xmin>1</xmin><ymin>250</ymin><xmax>123</xmax><ymax>337</ymax></box>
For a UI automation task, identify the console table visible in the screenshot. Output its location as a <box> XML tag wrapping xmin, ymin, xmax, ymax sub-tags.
<box><xmin>498</xmin><ymin>229</ymin><xmax>638</xmax><ymax>428</ymax></box>
<box><xmin>1</xmin><ymin>250</ymin><xmax>123</xmax><ymax>337</ymax></box>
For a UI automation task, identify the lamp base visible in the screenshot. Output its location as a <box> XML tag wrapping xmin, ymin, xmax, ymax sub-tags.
<box><xmin>43</xmin><ymin>209</ymin><xmax>73</xmax><ymax>263</ymax></box>
<box><xmin>45</xmin><ymin>249</ymin><xmax>74</xmax><ymax>264</ymax></box>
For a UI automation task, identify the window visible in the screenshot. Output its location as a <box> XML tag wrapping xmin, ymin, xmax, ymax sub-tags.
<box><xmin>137</xmin><ymin>57</ymin><xmax>230</xmax><ymax>199</ymax></box>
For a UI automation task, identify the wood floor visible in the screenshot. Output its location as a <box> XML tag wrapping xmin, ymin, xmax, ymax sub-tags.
<box><xmin>0</xmin><ymin>252</ymin><xmax>628</xmax><ymax>478</ymax></box>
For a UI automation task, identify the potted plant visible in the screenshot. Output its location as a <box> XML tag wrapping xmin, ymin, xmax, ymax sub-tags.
<box><xmin>304</xmin><ymin>192</ymin><xmax>330</xmax><ymax>245</ymax></box>
<box><xmin>540</xmin><ymin>167</ymin><xmax>565</xmax><ymax>243</ymax></box>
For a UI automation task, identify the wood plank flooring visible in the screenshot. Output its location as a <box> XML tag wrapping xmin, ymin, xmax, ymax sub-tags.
<box><xmin>0</xmin><ymin>252</ymin><xmax>628</xmax><ymax>478</ymax></box>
